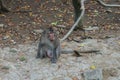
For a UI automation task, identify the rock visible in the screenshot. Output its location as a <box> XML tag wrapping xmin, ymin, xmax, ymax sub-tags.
<box><xmin>107</xmin><ymin>77</ymin><xmax>120</xmax><ymax>80</ymax></box>
<box><xmin>84</xmin><ymin>26</ymin><xmax>99</xmax><ymax>31</ymax></box>
<box><xmin>0</xmin><ymin>24</ymin><xmax>4</xmax><ymax>28</ymax></box>
<box><xmin>57</xmin><ymin>25</ymin><xmax>66</xmax><ymax>28</ymax></box>
<box><xmin>103</xmin><ymin>68</ymin><xmax>118</xmax><ymax>77</ymax></box>
<box><xmin>64</xmin><ymin>77</ymin><xmax>72</xmax><ymax>80</ymax></box>
<box><xmin>106</xmin><ymin>9</ymin><xmax>112</xmax><ymax>13</ymax></box>
<box><xmin>9</xmin><ymin>48</ymin><xmax>17</xmax><ymax>53</ymax></box>
<box><xmin>2</xmin><ymin>36</ymin><xmax>9</xmax><ymax>40</ymax></box>
<box><xmin>10</xmin><ymin>40</ymin><xmax>17</xmax><ymax>44</ymax></box>
<box><xmin>73</xmin><ymin>37</ymin><xmax>81</xmax><ymax>42</ymax></box>
<box><xmin>83</xmin><ymin>69</ymin><xmax>103</xmax><ymax>80</ymax></box>
<box><xmin>33</xmin><ymin>29</ymin><xmax>43</xmax><ymax>34</ymax></box>
<box><xmin>3</xmin><ymin>72</ymin><xmax>22</xmax><ymax>80</ymax></box>
<box><xmin>1</xmin><ymin>66</ymin><xmax>10</xmax><ymax>70</ymax></box>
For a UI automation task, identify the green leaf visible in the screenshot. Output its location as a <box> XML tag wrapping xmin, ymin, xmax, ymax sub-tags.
<box><xmin>51</xmin><ymin>21</ymin><xmax>58</xmax><ymax>26</ymax></box>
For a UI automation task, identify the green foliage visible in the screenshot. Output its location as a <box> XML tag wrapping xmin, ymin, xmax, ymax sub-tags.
<box><xmin>19</xmin><ymin>56</ymin><xmax>26</xmax><ymax>61</ymax></box>
<box><xmin>51</xmin><ymin>21</ymin><xmax>58</xmax><ymax>26</ymax></box>
<box><xmin>9</xmin><ymin>49</ymin><xmax>17</xmax><ymax>53</ymax></box>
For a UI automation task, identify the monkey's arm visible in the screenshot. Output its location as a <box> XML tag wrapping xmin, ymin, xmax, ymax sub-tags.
<box><xmin>36</xmin><ymin>43</ymin><xmax>44</xmax><ymax>58</ymax></box>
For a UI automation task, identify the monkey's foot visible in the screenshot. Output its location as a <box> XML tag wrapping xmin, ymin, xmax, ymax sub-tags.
<box><xmin>36</xmin><ymin>55</ymin><xmax>41</xmax><ymax>58</ymax></box>
<box><xmin>51</xmin><ymin>59</ymin><xmax>57</xmax><ymax>63</ymax></box>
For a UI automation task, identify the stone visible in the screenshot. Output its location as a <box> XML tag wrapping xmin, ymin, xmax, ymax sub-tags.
<box><xmin>83</xmin><ymin>69</ymin><xmax>103</xmax><ymax>80</ymax></box>
<box><xmin>0</xmin><ymin>24</ymin><xmax>4</xmax><ymax>28</ymax></box>
<box><xmin>84</xmin><ymin>26</ymin><xmax>99</xmax><ymax>31</ymax></box>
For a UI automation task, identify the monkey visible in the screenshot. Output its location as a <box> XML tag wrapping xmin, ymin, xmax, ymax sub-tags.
<box><xmin>36</xmin><ymin>27</ymin><xmax>61</xmax><ymax>63</ymax></box>
<box><xmin>37</xmin><ymin>43</ymin><xmax>53</xmax><ymax>59</ymax></box>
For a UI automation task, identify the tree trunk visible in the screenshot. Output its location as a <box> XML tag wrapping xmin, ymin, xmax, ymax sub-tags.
<box><xmin>72</xmin><ymin>0</ymin><xmax>83</xmax><ymax>30</ymax></box>
<box><xmin>0</xmin><ymin>0</ymin><xmax>9</xmax><ymax>13</ymax></box>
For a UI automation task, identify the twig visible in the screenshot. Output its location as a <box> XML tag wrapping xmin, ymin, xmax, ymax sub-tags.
<box><xmin>61</xmin><ymin>49</ymin><xmax>101</xmax><ymax>54</ymax></box>
<box><xmin>60</xmin><ymin>0</ymin><xmax>86</xmax><ymax>41</ymax></box>
<box><xmin>97</xmin><ymin>0</ymin><xmax>120</xmax><ymax>7</ymax></box>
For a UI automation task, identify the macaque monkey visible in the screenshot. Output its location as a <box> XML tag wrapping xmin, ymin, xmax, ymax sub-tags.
<box><xmin>36</xmin><ymin>28</ymin><xmax>61</xmax><ymax>63</ymax></box>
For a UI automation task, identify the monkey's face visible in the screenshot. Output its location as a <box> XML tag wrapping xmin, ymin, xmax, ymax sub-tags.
<box><xmin>46</xmin><ymin>27</ymin><xmax>55</xmax><ymax>41</ymax></box>
<box><xmin>49</xmin><ymin>33</ymin><xmax>55</xmax><ymax>41</ymax></box>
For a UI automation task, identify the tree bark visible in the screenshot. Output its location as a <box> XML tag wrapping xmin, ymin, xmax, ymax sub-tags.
<box><xmin>0</xmin><ymin>0</ymin><xmax>9</xmax><ymax>13</ymax></box>
<box><xmin>72</xmin><ymin>0</ymin><xmax>83</xmax><ymax>30</ymax></box>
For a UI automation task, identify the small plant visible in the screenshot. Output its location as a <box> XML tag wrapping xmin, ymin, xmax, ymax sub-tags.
<box><xmin>19</xmin><ymin>56</ymin><xmax>26</xmax><ymax>61</ymax></box>
<box><xmin>51</xmin><ymin>21</ymin><xmax>58</xmax><ymax>26</ymax></box>
<box><xmin>9</xmin><ymin>49</ymin><xmax>17</xmax><ymax>53</ymax></box>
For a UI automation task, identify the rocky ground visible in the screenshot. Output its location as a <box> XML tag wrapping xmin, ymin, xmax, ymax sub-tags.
<box><xmin>0</xmin><ymin>36</ymin><xmax>120</xmax><ymax>80</ymax></box>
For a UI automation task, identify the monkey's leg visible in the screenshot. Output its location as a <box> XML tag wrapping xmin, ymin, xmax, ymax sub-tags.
<box><xmin>51</xmin><ymin>49</ymin><xmax>57</xmax><ymax>63</ymax></box>
<box><xmin>56</xmin><ymin>45</ymin><xmax>61</xmax><ymax>59</ymax></box>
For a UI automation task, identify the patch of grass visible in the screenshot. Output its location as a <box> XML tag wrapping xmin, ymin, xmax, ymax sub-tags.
<box><xmin>9</xmin><ymin>49</ymin><xmax>17</xmax><ymax>53</ymax></box>
<box><xmin>51</xmin><ymin>21</ymin><xmax>58</xmax><ymax>26</ymax></box>
<box><xmin>19</xmin><ymin>56</ymin><xmax>26</xmax><ymax>61</ymax></box>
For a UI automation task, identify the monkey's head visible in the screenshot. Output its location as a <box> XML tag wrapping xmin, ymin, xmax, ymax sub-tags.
<box><xmin>48</xmin><ymin>27</ymin><xmax>55</xmax><ymax>41</ymax></box>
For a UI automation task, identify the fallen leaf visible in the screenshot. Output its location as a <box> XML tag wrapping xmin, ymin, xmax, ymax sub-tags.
<box><xmin>78</xmin><ymin>43</ymin><xmax>85</xmax><ymax>47</ymax></box>
<box><xmin>51</xmin><ymin>21</ymin><xmax>58</xmax><ymax>26</ymax></box>
<box><xmin>29</xmin><ymin>12</ymin><xmax>33</xmax><ymax>16</ymax></box>
<box><xmin>90</xmin><ymin>65</ymin><xmax>96</xmax><ymax>70</ymax></box>
<box><xmin>72</xmin><ymin>77</ymin><xmax>79</xmax><ymax>80</ymax></box>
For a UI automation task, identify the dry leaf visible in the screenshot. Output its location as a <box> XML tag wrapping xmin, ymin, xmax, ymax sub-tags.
<box><xmin>29</xmin><ymin>12</ymin><xmax>33</xmax><ymax>16</ymax></box>
<box><xmin>90</xmin><ymin>65</ymin><xmax>96</xmax><ymax>70</ymax></box>
<box><xmin>72</xmin><ymin>77</ymin><xmax>79</xmax><ymax>80</ymax></box>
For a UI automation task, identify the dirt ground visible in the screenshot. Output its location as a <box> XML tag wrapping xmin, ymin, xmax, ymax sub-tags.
<box><xmin>0</xmin><ymin>0</ymin><xmax>120</xmax><ymax>47</ymax></box>
<box><xmin>0</xmin><ymin>0</ymin><xmax>120</xmax><ymax>80</ymax></box>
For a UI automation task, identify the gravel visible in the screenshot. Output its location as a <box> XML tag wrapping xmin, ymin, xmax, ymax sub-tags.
<box><xmin>0</xmin><ymin>36</ymin><xmax>120</xmax><ymax>80</ymax></box>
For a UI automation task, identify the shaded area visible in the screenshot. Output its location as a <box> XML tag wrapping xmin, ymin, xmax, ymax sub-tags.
<box><xmin>0</xmin><ymin>0</ymin><xmax>120</xmax><ymax>47</ymax></box>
